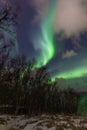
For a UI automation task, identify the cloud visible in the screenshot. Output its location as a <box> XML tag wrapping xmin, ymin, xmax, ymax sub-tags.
<box><xmin>54</xmin><ymin>0</ymin><xmax>87</xmax><ymax>37</ymax></box>
<box><xmin>62</xmin><ymin>50</ymin><xmax>77</xmax><ymax>59</ymax></box>
<box><xmin>29</xmin><ymin>0</ymin><xmax>87</xmax><ymax>37</ymax></box>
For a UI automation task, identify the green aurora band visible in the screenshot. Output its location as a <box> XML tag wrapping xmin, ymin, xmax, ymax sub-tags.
<box><xmin>33</xmin><ymin>0</ymin><xmax>57</xmax><ymax>68</ymax></box>
<box><xmin>52</xmin><ymin>66</ymin><xmax>87</xmax><ymax>80</ymax></box>
<box><xmin>20</xmin><ymin>0</ymin><xmax>58</xmax><ymax>79</ymax></box>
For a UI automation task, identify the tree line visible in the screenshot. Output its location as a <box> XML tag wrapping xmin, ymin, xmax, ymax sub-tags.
<box><xmin>0</xmin><ymin>45</ymin><xmax>80</xmax><ymax>115</ymax></box>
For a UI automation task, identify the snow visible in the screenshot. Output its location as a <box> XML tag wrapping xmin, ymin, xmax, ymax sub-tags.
<box><xmin>0</xmin><ymin>114</ymin><xmax>87</xmax><ymax>130</ymax></box>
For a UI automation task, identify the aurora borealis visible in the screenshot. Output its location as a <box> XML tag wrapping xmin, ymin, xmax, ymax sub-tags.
<box><xmin>0</xmin><ymin>0</ymin><xmax>87</xmax><ymax>116</ymax></box>
<box><xmin>53</xmin><ymin>66</ymin><xmax>87</xmax><ymax>80</ymax></box>
<box><xmin>28</xmin><ymin>0</ymin><xmax>87</xmax><ymax>81</ymax></box>
<box><xmin>0</xmin><ymin>0</ymin><xmax>87</xmax><ymax>91</ymax></box>
<box><xmin>31</xmin><ymin>0</ymin><xmax>58</xmax><ymax>68</ymax></box>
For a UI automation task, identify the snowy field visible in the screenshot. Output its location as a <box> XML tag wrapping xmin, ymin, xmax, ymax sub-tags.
<box><xmin>0</xmin><ymin>114</ymin><xmax>87</xmax><ymax>130</ymax></box>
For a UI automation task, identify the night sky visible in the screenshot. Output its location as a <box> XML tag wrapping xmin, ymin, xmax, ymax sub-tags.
<box><xmin>1</xmin><ymin>0</ymin><xmax>87</xmax><ymax>91</ymax></box>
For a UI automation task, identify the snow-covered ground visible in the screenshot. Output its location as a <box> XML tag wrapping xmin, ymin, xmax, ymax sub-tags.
<box><xmin>0</xmin><ymin>114</ymin><xmax>87</xmax><ymax>130</ymax></box>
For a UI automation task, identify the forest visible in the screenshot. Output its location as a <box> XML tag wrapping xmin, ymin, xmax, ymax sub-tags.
<box><xmin>0</xmin><ymin>44</ymin><xmax>80</xmax><ymax>115</ymax></box>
